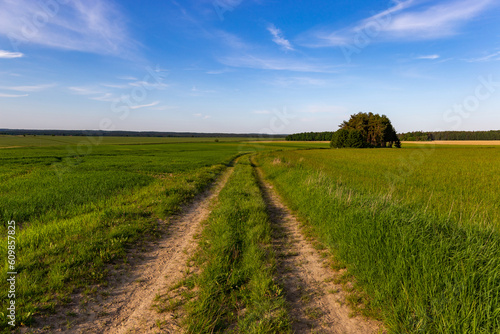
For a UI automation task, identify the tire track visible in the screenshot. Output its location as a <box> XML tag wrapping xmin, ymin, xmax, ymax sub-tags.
<box><xmin>254</xmin><ymin>163</ymin><xmax>383</xmax><ymax>334</ymax></box>
<box><xmin>27</xmin><ymin>165</ymin><xmax>235</xmax><ymax>334</ymax></box>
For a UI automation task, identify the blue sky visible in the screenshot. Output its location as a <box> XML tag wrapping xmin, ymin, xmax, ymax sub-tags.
<box><xmin>0</xmin><ymin>0</ymin><xmax>499</xmax><ymax>134</ymax></box>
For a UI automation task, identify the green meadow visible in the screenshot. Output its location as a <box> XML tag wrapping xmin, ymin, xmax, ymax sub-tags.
<box><xmin>0</xmin><ymin>135</ymin><xmax>285</xmax><ymax>148</ymax></box>
<box><xmin>0</xmin><ymin>136</ymin><xmax>321</xmax><ymax>329</ymax></box>
<box><xmin>1</xmin><ymin>136</ymin><xmax>499</xmax><ymax>333</ymax></box>
<box><xmin>257</xmin><ymin>144</ymin><xmax>500</xmax><ymax>333</ymax></box>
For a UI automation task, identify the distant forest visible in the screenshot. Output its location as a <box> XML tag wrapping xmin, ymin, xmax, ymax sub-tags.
<box><xmin>0</xmin><ymin>129</ymin><xmax>284</xmax><ymax>138</ymax></box>
<box><xmin>286</xmin><ymin>130</ymin><xmax>500</xmax><ymax>141</ymax></box>
<box><xmin>285</xmin><ymin>131</ymin><xmax>334</xmax><ymax>141</ymax></box>
<box><xmin>398</xmin><ymin>130</ymin><xmax>500</xmax><ymax>141</ymax></box>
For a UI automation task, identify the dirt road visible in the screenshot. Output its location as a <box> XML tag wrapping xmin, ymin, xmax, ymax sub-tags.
<box><xmin>27</xmin><ymin>159</ymin><xmax>383</xmax><ymax>333</ymax></box>
<box><xmin>254</xmin><ymin>165</ymin><xmax>383</xmax><ymax>334</ymax></box>
<box><xmin>27</xmin><ymin>167</ymin><xmax>234</xmax><ymax>334</ymax></box>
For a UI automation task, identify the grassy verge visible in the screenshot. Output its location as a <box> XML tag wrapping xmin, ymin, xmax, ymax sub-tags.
<box><xmin>257</xmin><ymin>151</ymin><xmax>500</xmax><ymax>334</ymax></box>
<box><xmin>0</xmin><ymin>163</ymin><xmax>227</xmax><ymax>331</ymax></box>
<box><xmin>184</xmin><ymin>156</ymin><xmax>291</xmax><ymax>333</ymax></box>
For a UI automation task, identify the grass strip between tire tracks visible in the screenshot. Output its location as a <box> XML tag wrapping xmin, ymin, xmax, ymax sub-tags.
<box><xmin>185</xmin><ymin>155</ymin><xmax>291</xmax><ymax>333</ymax></box>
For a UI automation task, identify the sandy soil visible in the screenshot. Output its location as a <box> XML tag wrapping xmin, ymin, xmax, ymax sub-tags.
<box><xmin>254</xmin><ymin>165</ymin><xmax>383</xmax><ymax>334</ymax></box>
<box><xmin>24</xmin><ymin>167</ymin><xmax>234</xmax><ymax>334</ymax></box>
<box><xmin>402</xmin><ymin>140</ymin><xmax>500</xmax><ymax>145</ymax></box>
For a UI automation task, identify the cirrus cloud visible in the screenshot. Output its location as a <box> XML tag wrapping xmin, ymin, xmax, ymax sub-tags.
<box><xmin>299</xmin><ymin>0</ymin><xmax>495</xmax><ymax>47</ymax></box>
<box><xmin>0</xmin><ymin>93</ymin><xmax>28</xmax><ymax>98</ymax></box>
<box><xmin>267</xmin><ymin>24</ymin><xmax>294</xmax><ymax>51</ymax></box>
<box><xmin>0</xmin><ymin>0</ymin><xmax>136</xmax><ymax>57</ymax></box>
<box><xmin>0</xmin><ymin>50</ymin><xmax>24</xmax><ymax>58</ymax></box>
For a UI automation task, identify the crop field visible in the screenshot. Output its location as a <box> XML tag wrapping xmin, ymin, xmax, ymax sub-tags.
<box><xmin>1</xmin><ymin>137</ymin><xmax>498</xmax><ymax>333</ymax></box>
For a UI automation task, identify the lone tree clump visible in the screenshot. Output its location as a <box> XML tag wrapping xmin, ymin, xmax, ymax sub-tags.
<box><xmin>330</xmin><ymin>112</ymin><xmax>401</xmax><ymax>148</ymax></box>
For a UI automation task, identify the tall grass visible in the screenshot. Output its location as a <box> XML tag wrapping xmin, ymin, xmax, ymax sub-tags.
<box><xmin>275</xmin><ymin>147</ymin><xmax>500</xmax><ymax>229</ymax></box>
<box><xmin>186</xmin><ymin>156</ymin><xmax>291</xmax><ymax>333</ymax></box>
<box><xmin>258</xmin><ymin>148</ymin><xmax>500</xmax><ymax>333</ymax></box>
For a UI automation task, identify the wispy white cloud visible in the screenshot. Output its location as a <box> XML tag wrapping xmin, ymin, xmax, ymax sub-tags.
<box><xmin>72</xmin><ymin>87</ymin><xmax>162</xmax><ymax>107</ymax></box>
<box><xmin>117</xmin><ymin>76</ymin><xmax>139</xmax><ymax>81</ymax></box>
<box><xmin>129</xmin><ymin>80</ymin><xmax>169</xmax><ymax>90</ymax></box>
<box><xmin>152</xmin><ymin>66</ymin><xmax>169</xmax><ymax>73</ymax></box>
<box><xmin>0</xmin><ymin>0</ymin><xmax>135</xmax><ymax>56</ymax></box>
<box><xmin>383</xmin><ymin>0</ymin><xmax>493</xmax><ymax>39</ymax></box>
<box><xmin>152</xmin><ymin>105</ymin><xmax>178</xmax><ymax>111</ymax></box>
<box><xmin>267</xmin><ymin>24</ymin><xmax>294</xmax><ymax>51</ymax></box>
<box><xmin>100</xmin><ymin>83</ymin><xmax>129</xmax><ymax>89</ymax></box>
<box><xmin>415</xmin><ymin>54</ymin><xmax>440</xmax><ymax>60</ymax></box>
<box><xmin>69</xmin><ymin>86</ymin><xmax>105</xmax><ymax>95</ymax></box>
<box><xmin>219</xmin><ymin>55</ymin><xmax>339</xmax><ymax>73</ymax></box>
<box><xmin>215</xmin><ymin>30</ymin><xmax>250</xmax><ymax>50</ymax></box>
<box><xmin>0</xmin><ymin>50</ymin><xmax>24</xmax><ymax>58</ymax></box>
<box><xmin>299</xmin><ymin>0</ymin><xmax>494</xmax><ymax>47</ymax></box>
<box><xmin>191</xmin><ymin>86</ymin><xmax>216</xmax><ymax>94</ymax></box>
<box><xmin>0</xmin><ymin>71</ymin><xmax>21</xmax><ymax>77</ymax></box>
<box><xmin>194</xmin><ymin>113</ymin><xmax>211</xmax><ymax>119</ymax></box>
<box><xmin>467</xmin><ymin>51</ymin><xmax>500</xmax><ymax>62</ymax></box>
<box><xmin>0</xmin><ymin>93</ymin><xmax>28</xmax><ymax>98</ymax></box>
<box><xmin>298</xmin><ymin>0</ymin><xmax>416</xmax><ymax>47</ymax></box>
<box><xmin>90</xmin><ymin>93</ymin><xmax>116</xmax><ymax>102</ymax></box>
<box><xmin>70</xmin><ymin>79</ymin><xmax>169</xmax><ymax>105</ymax></box>
<box><xmin>2</xmin><ymin>84</ymin><xmax>56</xmax><ymax>92</ymax></box>
<box><xmin>130</xmin><ymin>101</ymin><xmax>159</xmax><ymax>109</ymax></box>
<box><xmin>272</xmin><ymin>76</ymin><xmax>327</xmax><ymax>87</ymax></box>
<box><xmin>69</xmin><ymin>85</ymin><xmax>116</xmax><ymax>102</ymax></box>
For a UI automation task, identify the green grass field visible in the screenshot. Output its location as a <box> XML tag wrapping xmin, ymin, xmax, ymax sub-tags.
<box><xmin>0</xmin><ymin>142</ymin><xmax>241</xmax><ymax>328</ymax></box>
<box><xmin>1</xmin><ymin>137</ymin><xmax>498</xmax><ymax>333</ymax></box>
<box><xmin>0</xmin><ymin>135</ymin><xmax>285</xmax><ymax>148</ymax></box>
<box><xmin>0</xmin><ymin>137</ymin><xmax>322</xmax><ymax>330</ymax></box>
<box><xmin>257</xmin><ymin>145</ymin><xmax>500</xmax><ymax>333</ymax></box>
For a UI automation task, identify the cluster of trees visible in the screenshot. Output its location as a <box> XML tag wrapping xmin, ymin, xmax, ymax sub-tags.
<box><xmin>285</xmin><ymin>131</ymin><xmax>334</xmax><ymax>141</ymax></box>
<box><xmin>399</xmin><ymin>130</ymin><xmax>500</xmax><ymax>141</ymax></box>
<box><xmin>331</xmin><ymin>112</ymin><xmax>401</xmax><ymax>148</ymax></box>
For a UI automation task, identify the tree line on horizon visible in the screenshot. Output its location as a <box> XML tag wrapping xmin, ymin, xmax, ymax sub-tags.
<box><xmin>0</xmin><ymin>129</ymin><xmax>284</xmax><ymax>138</ymax></box>
<box><xmin>284</xmin><ymin>131</ymin><xmax>334</xmax><ymax>141</ymax></box>
<box><xmin>398</xmin><ymin>130</ymin><xmax>500</xmax><ymax>141</ymax></box>
<box><xmin>287</xmin><ymin>118</ymin><xmax>500</xmax><ymax>144</ymax></box>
